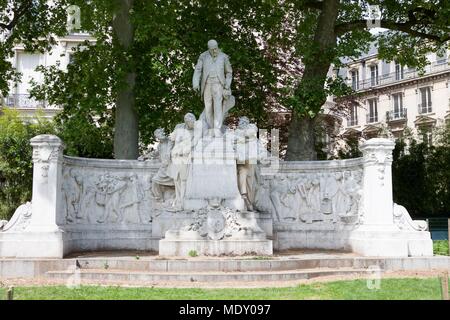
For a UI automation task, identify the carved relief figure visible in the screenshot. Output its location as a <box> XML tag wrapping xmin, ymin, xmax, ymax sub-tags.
<box><xmin>79</xmin><ymin>174</ymin><xmax>99</xmax><ymax>223</ymax></box>
<box><xmin>119</xmin><ymin>174</ymin><xmax>146</xmax><ymax>223</ymax></box>
<box><xmin>96</xmin><ymin>174</ymin><xmax>128</xmax><ymax>223</ymax></box>
<box><xmin>253</xmin><ymin>169</ymin><xmax>274</xmax><ymax>214</ymax></box>
<box><xmin>270</xmin><ymin>175</ymin><xmax>296</xmax><ymax>221</ymax></box>
<box><xmin>320</xmin><ymin>173</ymin><xmax>337</xmax><ymax>217</ymax></box>
<box><xmin>332</xmin><ymin>172</ymin><xmax>347</xmax><ymax>217</ymax></box>
<box><xmin>341</xmin><ymin>171</ymin><xmax>363</xmax><ymax>217</ymax></box>
<box><xmin>292</xmin><ymin>175</ymin><xmax>321</xmax><ymax>223</ymax></box>
<box><xmin>62</xmin><ymin>168</ymin><xmax>82</xmax><ymax>223</ymax></box>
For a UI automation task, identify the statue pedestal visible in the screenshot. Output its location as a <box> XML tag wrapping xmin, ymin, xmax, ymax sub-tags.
<box><xmin>184</xmin><ymin>136</ymin><xmax>245</xmax><ymax>211</ymax></box>
<box><xmin>159</xmin><ymin>209</ymin><xmax>273</xmax><ymax>256</ymax></box>
<box><xmin>159</xmin><ymin>239</ymin><xmax>273</xmax><ymax>256</ymax></box>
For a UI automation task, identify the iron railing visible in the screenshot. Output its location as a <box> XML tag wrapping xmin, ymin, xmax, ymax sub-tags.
<box><xmin>418</xmin><ymin>102</ymin><xmax>433</xmax><ymax>114</ymax></box>
<box><xmin>346</xmin><ymin>59</ymin><xmax>450</xmax><ymax>91</ymax></box>
<box><xmin>386</xmin><ymin>108</ymin><xmax>407</xmax><ymax>121</ymax></box>
<box><xmin>366</xmin><ymin>113</ymin><xmax>378</xmax><ymax>123</ymax></box>
<box><xmin>2</xmin><ymin>94</ymin><xmax>47</xmax><ymax>109</ymax></box>
<box><xmin>347</xmin><ymin>118</ymin><xmax>358</xmax><ymax>126</ymax></box>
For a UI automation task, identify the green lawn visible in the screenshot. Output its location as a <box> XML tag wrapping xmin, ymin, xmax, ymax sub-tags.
<box><xmin>434</xmin><ymin>240</ymin><xmax>449</xmax><ymax>256</ymax></box>
<box><xmin>0</xmin><ymin>277</ymin><xmax>448</xmax><ymax>300</ymax></box>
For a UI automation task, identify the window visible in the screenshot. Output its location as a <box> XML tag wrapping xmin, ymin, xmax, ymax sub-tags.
<box><xmin>395</xmin><ymin>62</ymin><xmax>404</xmax><ymax>80</ymax></box>
<box><xmin>370</xmin><ymin>65</ymin><xmax>379</xmax><ymax>86</ymax></box>
<box><xmin>68</xmin><ymin>53</ymin><xmax>75</xmax><ymax>65</ymax></box>
<box><xmin>367</xmin><ymin>98</ymin><xmax>378</xmax><ymax>123</ymax></box>
<box><xmin>419</xmin><ymin>127</ymin><xmax>433</xmax><ymax>146</ymax></box>
<box><xmin>419</xmin><ymin>87</ymin><xmax>432</xmax><ymax>114</ymax></box>
<box><xmin>392</xmin><ymin>93</ymin><xmax>404</xmax><ymax>119</ymax></box>
<box><xmin>436</xmin><ymin>51</ymin><xmax>447</xmax><ymax>64</ymax></box>
<box><xmin>348</xmin><ymin>104</ymin><xmax>358</xmax><ymax>126</ymax></box>
<box><xmin>350</xmin><ymin>70</ymin><xmax>359</xmax><ymax>90</ymax></box>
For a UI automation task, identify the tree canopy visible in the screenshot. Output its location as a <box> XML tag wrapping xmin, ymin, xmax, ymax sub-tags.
<box><xmin>30</xmin><ymin>0</ymin><xmax>299</xmax><ymax>158</ymax></box>
<box><xmin>1</xmin><ymin>0</ymin><xmax>449</xmax><ymax>159</ymax></box>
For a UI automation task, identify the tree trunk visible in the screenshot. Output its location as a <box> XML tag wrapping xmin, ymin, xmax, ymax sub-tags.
<box><xmin>286</xmin><ymin>0</ymin><xmax>339</xmax><ymax>161</ymax></box>
<box><xmin>286</xmin><ymin>112</ymin><xmax>317</xmax><ymax>161</ymax></box>
<box><xmin>112</xmin><ymin>0</ymin><xmax>139</xmax><ymax>159</ymax></box>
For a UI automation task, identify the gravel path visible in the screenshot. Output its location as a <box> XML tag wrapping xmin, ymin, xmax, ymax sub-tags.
<box><xmin>1</xmin><ymin>270</ymin><xmax>448</xmax><ymax>289</ymax></box>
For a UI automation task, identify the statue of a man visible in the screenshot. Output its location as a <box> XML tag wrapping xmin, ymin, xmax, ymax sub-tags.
<box><xmin>150</xmin><ymin>128</ymin><xmax>174</xmax><ymax>202</ymax></box>
<box><xmin>167</xmin><ymin>113</ymin><xmax>198</xmax><ymax>210</ymax></box>
<box><xmin>235</xmin><ymin>116</ymin><xmax>257</xmax><ymax>211</ymax></box>
<box><xmin>192</xmin><ymin>39</ymin><xmax>233</xmax><ymax>137</ymax></box>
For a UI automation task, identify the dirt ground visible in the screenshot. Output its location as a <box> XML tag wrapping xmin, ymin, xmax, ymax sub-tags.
<box><xmin>1</xmin><ymin>269</ymin><xmax>448</xmax><ymax>289</ymax></box>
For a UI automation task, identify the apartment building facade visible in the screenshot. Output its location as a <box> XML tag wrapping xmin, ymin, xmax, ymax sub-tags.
<box><xmin>0</xmin><ymin>32</ymin><xmax>93</xmax><ymax>119</ymax></box>
<box><xmin>333</xmin><ymin>47</ymin><xmax>450</xmax><ymax>145</ymax></box>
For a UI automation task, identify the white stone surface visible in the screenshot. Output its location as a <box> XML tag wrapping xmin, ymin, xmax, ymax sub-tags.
<box><xmin>0</xmin><ymin>135</ymin><xmax>433</xmax><ymax>258</ymax></box>
<box><xmin>184</xmin><ymin>136</ymin><xmax>244</xmax><ymax>210</ymax></box>
<box><xmin>0</xmin><ymin>135</ymin><xmax>66</xmax><ymax>258</ymax></box>
<box><xmin>159</xmin><ymin>239</ymin><xmax>273</xmax><ymax>256</ymax></box>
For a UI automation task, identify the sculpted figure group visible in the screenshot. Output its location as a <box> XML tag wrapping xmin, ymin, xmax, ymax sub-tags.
<box><xmin>263</xmin><ymin>171</ymin><xmax>364</xmax><ymax>225</ymax></box>
<box><xmin>60</xmin><ymin>40</ymin><xmax>364</xmax><ymax>226</ymax></box>
<box><xmin>149</xmin><ymin>112</ymin><xmax>265</xmax><ymax>212</ymax></box>
<box><xmin>148</xmin><ymin>39</ymin><xmax>269</xmax><ymax>211</ymax></box>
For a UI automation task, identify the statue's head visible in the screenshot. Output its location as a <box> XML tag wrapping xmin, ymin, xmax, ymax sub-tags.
<box><xmin>208</xmin><ymin>39</ymin><xmax>219</xmax><ymax>58</ymax></box>
<box><xmin>154</xmin><ymin>128</ymin><xmax>165</xmax><ymax>140</ymax></box>
<box><xmin>184</xmin><ymin>113</ymin><xmax>196</xmax><ymax>129</ymax></box>
<box><xmin>238</xmin><ymin>116</ymin><xmax>250</xmax><ymax>129</ymax></box>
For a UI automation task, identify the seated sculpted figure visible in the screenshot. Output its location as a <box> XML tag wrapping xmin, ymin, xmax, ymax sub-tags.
<box><xmin>151</xmin><ymin>128</ymin><xmax>175</xmax><ymax>202</ymax></box>
<box><xmin>167</xmin><ymin>113</ymin><xmax>199</xmax><ymax>210</ymax></box>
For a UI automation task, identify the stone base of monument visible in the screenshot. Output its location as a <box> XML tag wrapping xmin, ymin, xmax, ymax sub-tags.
<box><xmin>159</xmin><ymin>239</ymin><xmax>273</xmax><ymax>256</ymax></box>
<box><xmin>347</xmin><ymin>226</ymin><xmax>433</xmax><ymax>257</ymax></box>
<box><xmin>0</xmin><ymin>229</ymin><xmax>66</xmax><ymax>258</ymax></box>
<box><xmin>158</xmin><ymin>208</ymin><xmax>273</xmax><ymax>256</ymax></box>
<box><xmin>273</xmin><ymin>225</ymin><xmax>433</xmax><ymax>257</ymax></box>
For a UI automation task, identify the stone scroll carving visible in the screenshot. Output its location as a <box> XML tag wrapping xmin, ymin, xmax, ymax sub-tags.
<box><xmin>0</xmin><ymin>202</ymin><xmax>32</xmax><ymax>232</ymax></box>
<box><xmin>393</xmin><ymin>203</ymin><xmax>427</xmax><ymax>231</ymax></box>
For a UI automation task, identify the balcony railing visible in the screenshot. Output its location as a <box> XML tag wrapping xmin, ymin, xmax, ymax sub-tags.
<box><xmin>346</xmin><ymin>59</ymin><xmax>450</xmax><ymax>91</ymax></box>
<box><xmin>2</xmin><ymin>94</ymin><xmax>47</xmax><ymax>109</ymax></box>
<box><xmin>386</xmin><ymin>108</ymin><xmax>407</xmax><ymax>121</ymax></box>
<box><xmin>366</xmin><ymin>114</ymin><xmax>378</xmax><ymax>123</ymax></box>
<box><xmin>347</xmin><ymin>118</ymin><xmax>358</xmax><ymax>126</ymax></box>
<box><xmin>418</xmin><ymin>102</ymin><xmax>432</xmax><ymax>114</ymax></box>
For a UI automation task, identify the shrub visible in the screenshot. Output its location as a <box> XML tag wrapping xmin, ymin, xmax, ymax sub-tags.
<box><xmin>0</xmin><ymin>108</ymin><xmax>55</xmax><ymax>220</ymax></box>
<box><xmin>188</xmin><ymin>250</ymin><xmax>198</xmax><ymax>257</ymax></box>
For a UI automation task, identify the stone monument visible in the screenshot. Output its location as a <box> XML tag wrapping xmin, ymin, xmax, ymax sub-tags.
<box><xmin>159</xmin><ymin>40</ymin><xmax>273</xmax><ymax>256</ymax></box>
<box><xmin>0</xmin><ymin>39</ymin><xmax>433</xmax><ymax>259</ymax></box>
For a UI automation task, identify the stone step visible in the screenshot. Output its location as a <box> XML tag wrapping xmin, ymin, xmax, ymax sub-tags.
<box><xmin>73</xmin><ymin>257</ymin><xmax>365</xmax><ymax>272</ymax></box>
<box><xmin>46</xmin><ymin>267</ymin><xmax>373</xmax><ymax>282</ymax></box>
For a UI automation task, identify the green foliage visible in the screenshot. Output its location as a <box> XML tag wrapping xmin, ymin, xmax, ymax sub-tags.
<box><xmin>336</xmin><ymin>135</ymin><xmax>363</xmax><ymax>160</ymax></box>
<box><xmin>0</xmin><ymin>108</ymin><xmax>55</xmax><ymax>220</ymax></box>
<box><xmin>433</xmin><ymin>240</ymin><xmax>449</xmax><ymax>256</ymax></box>
<box><xmin>30</xmin><ymin>1</ymin><xmax>300</xmax><ymax>156</ymax></box>
<box><xmin>395</xmin><ymin>140</ymin><xmax>448</xmax><ymax>217</ymax></box>
<box><xmin>1</xmin><ymin>278</ymin><xmax>448</xmax><ymax>300</ymax></box>
<box><xmin>188</xmin><ymin>250</ymin><xmax>198</xmax><ymax>258</ymax></box>
<box><xmin>0</xmin><ymin>0</ymin><xmax>70</xmax><ymax>95</ymax></box>
<box><xmin>334</xmin><ymin>123</ymin><xmax>449</xmax><ymax>218</ymax></box>
<box><xmin>392</xmin><ymin>124</ymin><xmax>450</xmax><ymax>217</ymax></box>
